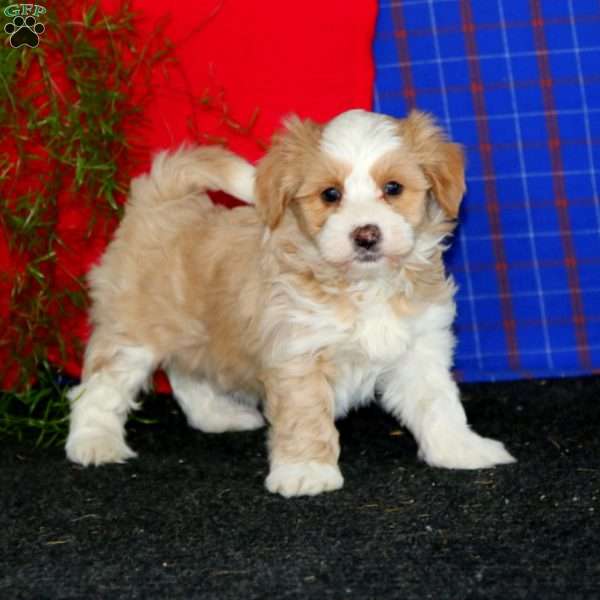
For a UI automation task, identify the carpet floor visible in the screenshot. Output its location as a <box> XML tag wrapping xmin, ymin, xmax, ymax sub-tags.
<box><xmin>1</xmin><ymin>377</ymin><xmax>599</xmax><ymax>599</ymax></box>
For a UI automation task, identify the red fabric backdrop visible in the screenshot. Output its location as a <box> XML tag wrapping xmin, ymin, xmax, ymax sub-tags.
<box><xmin>1</xmin><ymin>0</ymin><xmax>377</xmax><ymax>386</ymax></box>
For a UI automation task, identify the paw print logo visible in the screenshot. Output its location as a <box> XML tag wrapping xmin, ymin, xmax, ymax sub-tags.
<box><xmin>4</xmin><ymin>15</ymin><xmax>45</xmax><ymax>48</ymax></box>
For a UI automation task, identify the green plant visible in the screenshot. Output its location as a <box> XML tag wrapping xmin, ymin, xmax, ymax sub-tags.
<box><xmin>0</xmin><ymin>362</ymin><xmax>71</xmax><ymax>446</ymax></box>
<box><xmin>0</xmin><ymin>1</ymin><xmax>175</xmax><ymax>442</ymax></box>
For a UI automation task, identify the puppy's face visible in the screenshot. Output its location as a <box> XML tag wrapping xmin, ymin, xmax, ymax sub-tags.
<box><xmin>255</xmin><ymin>110</ymin><xmax>465</xmax><ymax>278</ymax></box>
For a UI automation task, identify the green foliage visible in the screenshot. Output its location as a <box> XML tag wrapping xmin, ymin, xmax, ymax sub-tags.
<box><xmin>0</xmin><ymin>363</ymin><xmax>70</xmax><ymax>447</ymax></box>
<box><xmin>0</xmin><ymin>1</ymin><xmax>168</xmax><ymax>392</ymax></box>
<box><xmin>0</xmin><ymin>1</ymin><xmax>172</xmax><ymax>441</ymax></box>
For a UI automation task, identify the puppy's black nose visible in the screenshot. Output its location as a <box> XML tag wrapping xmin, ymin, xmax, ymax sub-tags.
<box><xmin>352</xmin><ymin>224</ymin><xmax>381</xmax><ymax>250</ymax></box>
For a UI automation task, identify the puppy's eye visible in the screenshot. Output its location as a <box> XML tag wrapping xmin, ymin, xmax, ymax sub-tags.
<box><xmin>383</xmin><ymin>181</ymin><xmax>403</xmax><ymax>196</ymax></box>
<box><xmin>321</xmin><ymin>187</ymin><xmax>342</xmax><ymax>204</ymax></box>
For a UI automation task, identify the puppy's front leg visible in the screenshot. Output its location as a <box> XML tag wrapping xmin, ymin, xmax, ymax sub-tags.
<box><xmin>263</xmin><ymin>368</ymin><xmax>343</xmax><ymax>497</ymax></box>
<box><xmin>380</xmin><ymin>330</ymin><xmax>516</xmax><ymax>469</ymax></box>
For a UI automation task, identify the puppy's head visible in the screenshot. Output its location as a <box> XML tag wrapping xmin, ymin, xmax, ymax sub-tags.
<box><xmin>255</xmin><ymin>109</ymin><xmax>465</xmax><ymax>277</ymax></box>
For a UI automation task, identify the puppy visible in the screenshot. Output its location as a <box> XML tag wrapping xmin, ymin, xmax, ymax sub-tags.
<box><xmin>66</xmin><ymin>109</ymin><xmax>515</xmax><ymax>496</ymax></box>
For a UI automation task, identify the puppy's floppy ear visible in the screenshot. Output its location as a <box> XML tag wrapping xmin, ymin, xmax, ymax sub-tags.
<box><xmin>255</xmin><ymin>116</ymin><xmax>322</xmax><ymax>229</ymax></box>
<box><xmin>401</xmin><ymin>110</ymin><xmax>466</xmax><ymax>219</ymax></box>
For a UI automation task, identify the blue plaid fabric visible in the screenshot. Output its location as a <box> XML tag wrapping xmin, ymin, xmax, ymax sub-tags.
<box><xmin>374</xmin><ymin>0</ymin><xmax>600</xmax><ymax>381</ymax></box>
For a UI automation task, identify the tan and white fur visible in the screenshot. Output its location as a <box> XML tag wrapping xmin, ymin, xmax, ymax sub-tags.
<box><xmin>66</xmin><ymin>109</ymin><xmax>515</xmax><ymax>497</ymax></box>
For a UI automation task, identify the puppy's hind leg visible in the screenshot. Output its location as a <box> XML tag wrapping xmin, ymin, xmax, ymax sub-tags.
<box><xmin>167</xmin><ymin>367</ymin><xmax>264</xmax><ymax>433</ymax></box>
<box><xmin>66</xmin><ymin>337</ymin><xmax>156</xmax><ymax>466</ymax></box>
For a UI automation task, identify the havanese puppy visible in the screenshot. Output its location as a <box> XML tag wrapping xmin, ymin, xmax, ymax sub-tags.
<box><xmin>66</xmin><ymin>109</ymin><xmax>515</xmax><ymax>496</ymax></box>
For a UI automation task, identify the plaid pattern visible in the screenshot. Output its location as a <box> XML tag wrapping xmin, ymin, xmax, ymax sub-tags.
<box><xmin>374</xmin><ymin>0</ymin><xmax>600</xmax><ymax>381</ymax></box>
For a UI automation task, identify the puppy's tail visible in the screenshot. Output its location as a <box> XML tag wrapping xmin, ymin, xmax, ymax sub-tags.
<box><xmin>131</xmin><ymin>145</ymin><xmax>255</xmax><ymax>206</ymax></box>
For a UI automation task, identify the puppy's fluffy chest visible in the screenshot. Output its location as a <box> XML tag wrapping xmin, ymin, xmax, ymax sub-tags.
<box><xmin>268</xmin><ymin>277</ymin><xmax>445</xmax><ymax>415</ymax></box>
<box><xmin>337</xmin><ymin>294</ymin><xmax>412</xmax><ymax>364</ymax></box>
<box><xmin>328</xmin><ymin>293</ymin><xmax>417</xmax><ymax>415</ymax></box>
<box><xmin>269</xmin><ymin>278</ymin><xmax>412</xmax><ymax>361</ymax></box>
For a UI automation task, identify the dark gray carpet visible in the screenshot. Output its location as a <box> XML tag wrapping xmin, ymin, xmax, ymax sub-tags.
<box><xmin>1</xmin><ymin>377</ymin><xmax>599</xmax><ymax>599</ymax></box>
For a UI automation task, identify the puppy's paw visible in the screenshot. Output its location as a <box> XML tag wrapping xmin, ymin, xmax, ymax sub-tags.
<box><xmin>420</xmin><ymin>428</ymin><xmax>516</xmax><ymax>470</ymax></box>
<box><xmin>265</xmin><ymin>462</ymin><xmax>344</xmax><ymax>497</ymax></box>
<box><xmin>66</xmin><ymin>428</ymin><xmax>137</xmax><ymax>466</ymax></box>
